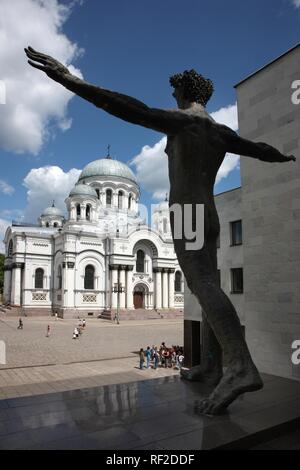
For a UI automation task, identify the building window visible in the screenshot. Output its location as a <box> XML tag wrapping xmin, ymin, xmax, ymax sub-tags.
<box><xmin>118</xmin><ymin>191</ymin><xmax>123</xmax><ymax>209</ymax></box>
<box><xmin>175</xmin><ymin>271</ymin><xmax>182</xmax><ymax>292</ymax></box>
<box><xmin>86</xmin><ymin>204</ymin><xmax>91</xmax><ymax>221</ymax></box>
<box><xmin>35</xmin><ymin>268</ymin><xmax>44</xmax><ymax>289</ymax></box>
<box><xmin>84</xmin><ymin>265</ymin><xmax>95</xmax><ymax>290</ymax></box>
<box><xmin>46</xmin><ymin>222</ymin><xmax>50</xmax><ymax>228</ymax></box>
<box><xmin>8</xmin><ymin>240</ymin><xmax>13</xmax><ymax>257</ymax></box>
<box><xmin>230</xmin><ymin>220</ymin><xmax>242</xmax><ymax>246</ymax></box>
<box><xmin>76</xmin><ymin>204</ymin><xmax>81</xmax><ymax>220</ymax></box>
<box><xmin>128</xmin><ymin>194</ymin><xmax>132</xmax><ymax>210</ymax></box>
<box><xmin>106</xmin><ymin>189</ymin><xmax>112</xmax><ymax>206</ymax></box>
<box><xmin>53</xmin><ymin>222</ymin><xmax>58</xmax><ymax>228</ymax></box>
<box><xmin>136</xmin><ymin>250</ymin><xmax>145</xmax><ymax>273</ymax></box>
<box><xmin>231</xmin><ymin>268</ymin><xmax>243</xmax><ymax>294</ymax></box>
<box><xmin>95</xmin><ymin>189</ymin><xmax>100</xmax><ymax>199</ymax></box>
<box><xmin>58</xmin><ymin>265</ymin><xmax>62</xmax><ymax>290</ymax></box>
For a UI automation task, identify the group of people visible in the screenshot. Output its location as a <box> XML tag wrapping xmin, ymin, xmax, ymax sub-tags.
<box><xmin>73</xmin><ymin>318</ymin><xmax>86</xmax><ymax>339</ymax></box>
<box><xmin>139</xmin><ymin>343</ymin><xmax>184</xmax><ymax>370</ymax></box>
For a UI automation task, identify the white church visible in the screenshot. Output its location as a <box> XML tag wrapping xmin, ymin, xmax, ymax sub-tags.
<box><xmin>2</xmin><ymin>156</ymin><xmax>184</xmax><ymax>318</ymax></box>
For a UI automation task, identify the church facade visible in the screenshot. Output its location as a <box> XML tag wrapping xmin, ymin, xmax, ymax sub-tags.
<box><xmin>3</xmin><ymin>157</ymin><xmax>184</xmax><ymax>318</ymax></box>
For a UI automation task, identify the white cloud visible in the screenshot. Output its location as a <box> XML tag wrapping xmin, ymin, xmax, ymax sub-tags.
<box><xmin>210</xmin><ymin>103</ymin><xmax>238</xmax><ymax>131</ymax></box>
<box><xmin>292</xmin><ymin>0</ymin><xmax>300</xmax><ymax>8</ymax></box>
<box><xmin>131</xmin><ymin>103</ymin><xmax>239</xmax><ymax>200</ymax></box>
<box><xmin>0</xmin><ymin>218</ymin><xmax>10</xmax><ymax>253</ymax></box>
<box><xmin>0</xmin><ymin>0</ymin><xmax>83</xmax><ymax>155</ymax></box>
<box><xmin>0</xmin><ymin>180</ymin><xmax>14</xmax><ymax>195</ymax></box>
<box><xmin>23</xmin><ymin>165</ymin><xmax>81</xmax><ymax>222</ymax></box>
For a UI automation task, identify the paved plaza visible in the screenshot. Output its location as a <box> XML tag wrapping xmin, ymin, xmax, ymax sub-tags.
<box><xmin>0</xmin><ymin>317</ymin><xmax>183</xmax><ymax>399</ymax></box>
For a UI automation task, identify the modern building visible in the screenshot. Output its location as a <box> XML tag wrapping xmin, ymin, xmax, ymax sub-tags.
<box><xmin>185</xmin><ymin>43</ymin><xmax>300</xmax><ymax>379</ymax></box>
<box><xmin>2</xmin><ymin>156</ymin><xmax>184</xmax><ymax>318</ymax></box>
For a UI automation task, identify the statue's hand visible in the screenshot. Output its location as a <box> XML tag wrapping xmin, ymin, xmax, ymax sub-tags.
<box><xmin>258</xmin><ymin>142</ymin><xmax>296</xmax><ymax>163</ymax></box>
<box><xmin>25</xmin><ymin>46</ymin><xmax>70</xmax><ymax>82</ymax></box>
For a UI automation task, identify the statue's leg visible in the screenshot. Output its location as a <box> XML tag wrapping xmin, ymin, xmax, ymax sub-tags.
<box><xmin>178</xmin><ymin>246</ymin><xmax>263</xmax><ymax>415</ymax></box>
<box><xmin>181</xmin><ymin>228</ymin><xmax>223</xmax><ymax>385</ymax></box>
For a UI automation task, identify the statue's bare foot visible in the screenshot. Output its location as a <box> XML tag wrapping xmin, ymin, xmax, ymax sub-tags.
<box><xmin>196</xmin><ymin>362</ymin><xmax>263</xmax><ymax>415</ymax></box>
<box><xmin>181</xmin><ymin>365</ymin><xmax>223</xmax><ymax>386</ymax></box>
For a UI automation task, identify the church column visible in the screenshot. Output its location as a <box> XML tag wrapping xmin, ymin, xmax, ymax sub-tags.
<box><xmin>11</xmin><ymin>263</ymin><xmax>23</xmax><ymax>306</ymax></box>
<box><xmin>3</xmin><ymin>266</ymin><xmax>12</xmax><ymax>304</ymax></box>
<box><xmin>154</xmin><ymin>268</ymin><xmax>162</xmax><ymax>309</ymax></box>
<box><xmin>119</xmin><ymin>266</ymin><xmax>126</xmax><ymax>308</ymax></box>
<box><xmin>126</xmin><ymin>266</ymin><xmax>134</xmax><ymax>309</ymax></box>
<box><xmin>110</xmin><ymin>265</ymin><xmax>118</xmax><ymax>308</ymax></box>
<box><xmin>70</xmin><ymin>205</ymin><xmax>76</xmax><ymax>221</ymax></box>
<box><xmin>80</xmin><ymin>204</ymin><xmax>86</xmax><ymax>220</ymax></box>
<box><xmin>168</xmin><ymin>269</ymin><xmax>175</xmax><ymax>308</ymax></box>
<box><xmin>63</xmin><ymin>261</ymin><xmax>75</xmax><ymax>309</ymax></box>
<box><xmin>162</xmin><ymin>268</ymin><xmax>168</xmax><ymax>308</ymax></box>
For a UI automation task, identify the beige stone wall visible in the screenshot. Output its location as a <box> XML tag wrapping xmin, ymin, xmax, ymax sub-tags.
<box><xmin>236</xmin><ymin>45</ymin><xmax>300</xmax><ymax>378</ymax></box>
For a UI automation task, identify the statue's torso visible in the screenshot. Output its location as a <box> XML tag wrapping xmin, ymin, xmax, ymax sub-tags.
<box><xmin>165</xmin><ymin>112</ymin><xmax>226</xmax><ymax>206</ymax></box>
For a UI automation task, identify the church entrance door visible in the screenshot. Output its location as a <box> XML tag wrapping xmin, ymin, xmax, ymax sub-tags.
<box><xmin>134</xmin><ymin>292</ymin><xmax>143</xmax><ymax>309</ymax></box>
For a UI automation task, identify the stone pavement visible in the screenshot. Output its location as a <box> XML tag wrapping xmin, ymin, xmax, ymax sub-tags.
<box><xmin>0</xmin><ymin>317</ymin><xmax>183</xmax><ymax>399</ymax></box>
<box><xmin>1</xmin><ymin>373</ymin><xmax>300</xmax><ymax>449</ymax></box>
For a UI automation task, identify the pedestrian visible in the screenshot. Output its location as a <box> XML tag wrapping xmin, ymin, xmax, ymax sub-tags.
<box><xmin>17</xmin><ymin>318</ymin><xmax>23</xmax><ymax>330</ymax></box>
<box><xmin>178</xmin><ymin>353</ymin><xmax>184</xmax><ymax>369</ymax></box>
<box><xmin>82</xmin><ymin>319</ymin><xmax>86</xmax><ymax>328</ymax></box>
<box><xmin>55</xmin><ymin>312</ymin><xmax>58</xmax><ymax>321</ymax></box>
<box><xmin>145</xmin><ymin>346</ymin><xmax>151</xmax><ymax>369</ymax></box>
<box><xmin>74</xmin><ymin>327</ymin><xmax>79</xmax><ymax>339</ymax></box>
<box><xmin>153</xmin><ymin>347</ymin><xmax>159</xmax><ymax>369</ymax></box>
<box><xmin>46</xmin><ymin>325</ymin><xmax>50</xmax><ymax>337</ymax></box>
<box><xmin>139</xmin><ymin>348</ymin><xmax>145</xmax><ymax>370</ymax></box>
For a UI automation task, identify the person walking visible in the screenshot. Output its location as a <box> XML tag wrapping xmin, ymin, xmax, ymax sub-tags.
<box><xmin>139</xmin><ymin>348</ymin><xmax>145</xmax><ymax>370</ymax></box>
<box><xmin>73</xmin><ymin>327</ymin><xmax>79</xmax><ymax>339</ymax></box>
<box><xmin>153</xmin><ymin>347</ymin><xmax>159</xmax><ymax>370</ymax></box>
<box><xmin>46</xmin><ymin>325</ymin><xmax>50</xmax><ymax>337</ymax></box>
<box><xmin>55</xmin><ymin>313</ymin><xmax>58</xmax><ymax>321</ymax></box>
<box><xmin>17</xmin><ymin>318</ymin><xmax>23</xmax><ymax>330</ymax></box>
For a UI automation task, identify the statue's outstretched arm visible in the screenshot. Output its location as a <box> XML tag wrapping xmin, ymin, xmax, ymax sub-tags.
<box><xmin>25</xmin><ymin>47</ymin><xmax>191</xmax><ymax>135</ymax></box>
<box><xmin>218</xmin><ymin>123</ymin><xmax>296</xmax><ymax>163</ymax></box>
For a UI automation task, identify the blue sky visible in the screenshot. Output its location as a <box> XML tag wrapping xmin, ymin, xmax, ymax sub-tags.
<box><xmin>0</xmin><ymin>0</ymin><xmax>300</xmax><ymax>250</ymax></box>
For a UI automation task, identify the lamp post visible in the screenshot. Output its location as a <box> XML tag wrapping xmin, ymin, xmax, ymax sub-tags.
<box><xmin>113</xmin><ymin>282</ymin><xmax>125</xmax><ymax>324</ymax></box>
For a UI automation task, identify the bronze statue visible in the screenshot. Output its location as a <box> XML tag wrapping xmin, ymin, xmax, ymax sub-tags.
<box><xmin>25</xmin><ymin>47</ymin><xmax>296</xmax><ymax>415</ymax></box>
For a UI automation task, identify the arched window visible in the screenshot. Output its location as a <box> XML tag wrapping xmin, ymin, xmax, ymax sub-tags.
<box><xmin>128</xmin><ymin>194</ymin><xmax>132</xmax><ymax>210</ymax></box>
<box><xmin>175</xmin><ymin>271</ymin><xmax>182</xmax><ymax>292</ymax></box>
<box><xmin>84</xmin><ymin>265</ymin><xmax>95</xmax><ymax>290</ymax></box>
<box><xmin>118</xmin><ymin>191</ymin><xmax>123</xmax><ymax>209</ymax></box>
<box><xmin>95</xmin><ymin>189</ymin><xmax>100</xmax><ymax>200</ymax></box>
<box><xmin>35</xmin><ymin>268</ymin><xmax>44</xmax><ymax>289</ymax></box>
<box><xmin>53</xmin><ymin>222</ymin><xmax>58</xmax><ymax>228</ymax></box>
<box><xmin>163</xmin><ymin>218</ymin><xmax>168</xmax><ymax>233</ymax></box>
<box><xmin>136</xmin><ymin>250</ymin><xmax>145</xmax><ymax>273</ymax></box>
<box><xmin>8</xmin><ymin>240</ymin><xmax>13</xmax><ymax>257</ymax></box>
<box><xmin>76</xmin><ymin>204</ymin><xmax>81</xmax><ymax>220</ymax></box>
<box><xmin>86</xmin><ymin>204</ymin><xmax>91</xmax><ymax>221</ymax></box>
<box><xmin>46</xmin><ymin>222</ymin><xmax>50</xmax><ymax>228</ymax></box>
<box><xmin>106</xmin><ymin>189</ymin><xmax>112</xmax><ymax>206</ymax></box>
<box><xmin>58</xmin><ymin>265</ymin><xmax>62</xmax><ymax>290</ymax></box>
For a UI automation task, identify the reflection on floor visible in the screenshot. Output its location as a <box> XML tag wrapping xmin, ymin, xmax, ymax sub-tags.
<box><xmin>0</xmin><ymin>373</ymin><xmax>300</xmax><ymax>449</ymax></box>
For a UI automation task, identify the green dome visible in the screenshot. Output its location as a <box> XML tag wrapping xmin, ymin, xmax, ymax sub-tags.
<box><xmin>79</xmin><ymin>158</ymin><xmax>138</xmax><ymax>184</ymax></box>
<box><xmin>42</xmin><ymin>206</ymin><xmax>64</xmax><ymax>217</ymax></box>
<box><xmin>69</xmin><ymin>184</ymin><xmax>98</xmax><ymax>198</ymax></box>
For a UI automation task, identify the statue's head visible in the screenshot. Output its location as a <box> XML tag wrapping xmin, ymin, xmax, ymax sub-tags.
<box><xmin>169</xmin><ymin>69</ymin><xmax>214</xmax><ymax>108</ymax></box>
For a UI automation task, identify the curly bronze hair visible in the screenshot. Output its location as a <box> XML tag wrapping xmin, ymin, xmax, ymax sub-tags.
<box><xmin>169</xmin><ymin>69</ymin><xmax>214</xmax><ymax>106</ymax></box>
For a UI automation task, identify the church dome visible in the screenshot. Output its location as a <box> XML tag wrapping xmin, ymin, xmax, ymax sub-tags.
<box><xmin>69</xmin><ymin>184</ymin><xmax>98</xmax><ymax>198</ymax></box>
<box><xmin>78</xmin><ymin>158</ymin><xmax>138</xmax><ymax>184</ymax></box>
<box><xmin>42</xmin><ymin>205</ymin><xmax>64</xmax><ymax>217</ymax></box>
